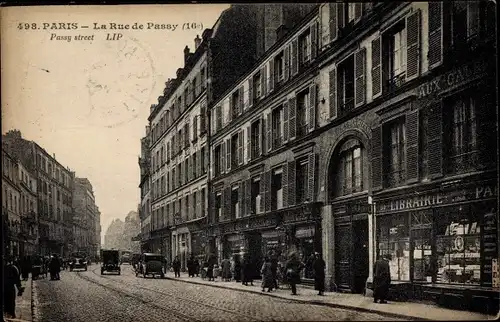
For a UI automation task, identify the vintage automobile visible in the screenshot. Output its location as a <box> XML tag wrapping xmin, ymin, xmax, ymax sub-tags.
<box><xmin>135</xmin><ymin>253</ymin><xmax>165</xmax><ymax>278</ymax></box>
<box><xmin>120</xmin><ymin>250</ymin><xmax>132</xmax><ymax>265</ymax></box>
<box><xmin>69</xmin><ymin>252</ymin><xmax>88</xmax><ymax>271</ymax></box>
<box><xmin>101</xmin><ymin>249</ymin><xmax>121</xmax><ymax>275</ymax></box>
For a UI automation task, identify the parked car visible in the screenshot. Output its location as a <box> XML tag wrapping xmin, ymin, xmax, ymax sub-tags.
<box><xmin>69</xmin><ymin>252</ymin><xmax>88</xmax><ymax>271</ymax></box>
<box><xmin>101</xmin><ymin>250</ymin><xmax>121</xmax><ymax>275</ymax></box>
<box><xmin>135</xmin><ymin>253</ymin><xmax>165</xmax><ymax>278</ymax></box>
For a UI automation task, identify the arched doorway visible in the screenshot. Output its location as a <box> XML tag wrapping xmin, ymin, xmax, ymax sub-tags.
<box><xmin>327</xmin><ymin>136</ymin><xmax>370</xmax><ymax>293</ymax></box>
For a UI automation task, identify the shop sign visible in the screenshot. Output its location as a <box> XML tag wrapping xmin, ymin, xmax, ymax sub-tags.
<box><xmin>377</xmin><ymin>184</ymin><xmax>497</xmax><ymax>213</ymax></box>
<box><xmin>417</xmin><ymin>60</ymin><xmax>487</xmax><ymax>99</ymax></box>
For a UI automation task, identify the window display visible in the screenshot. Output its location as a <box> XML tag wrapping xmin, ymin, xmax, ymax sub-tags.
<box><xmin>436</xmin><ymin>206</ymin><xmax>480</xmax><ymax>285</ymax></box>
<box><xmin>378</xmin><ymin>214</ymin><xmax>410</xmax><ymax>281</ymax></box>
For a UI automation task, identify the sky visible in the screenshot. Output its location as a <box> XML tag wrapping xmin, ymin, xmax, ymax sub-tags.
<box><xmin>1</xmin><ymin>4</ymin><xmax>229</xmax><ymax>242</ymax></box>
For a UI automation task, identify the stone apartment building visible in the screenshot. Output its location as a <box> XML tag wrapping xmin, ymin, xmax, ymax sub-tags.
<box><xmin>16</xmin><ymin>160</ymin><xmax>39</xmax><ymax>256</ymax></box>
<box><xmin>205</xmin><ymin>1</ymin><xmax>497</xmax><ymax>313</ymax></box>
<box><xmin>138</xmin><ymin>126</ymin><xmax>152</xmax><ymax>252</ymax></box>
<box><xmin>73</xmin><ymin>177</ymin><xmax>101</xmax><ymax>257</ymax></box>
<box><xmin>3</xmin><ymin>130</ymin><xmax>75</xmax><ymax>257</ymax></box>
<box><xmin>2</xmin><ymin>148</ymin><xmax>22</xmax><ymax>258</ymax></box>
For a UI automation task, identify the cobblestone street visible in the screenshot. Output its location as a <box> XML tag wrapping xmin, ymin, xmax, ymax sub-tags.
<box><xmin>32</xmin><ymin>265</ymin><xmax>406</xmax><ymax>321</ymax></box>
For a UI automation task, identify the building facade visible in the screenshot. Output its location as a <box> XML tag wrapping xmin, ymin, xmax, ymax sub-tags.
<box><xmin>2</xmin><ymin>148</ymin><xmax>22</xmax><ymax>258</ymax></box>
<box><xmin>72</xmin><ymin>177</ymin><xmax>100</xmax><ymax>257</ymax></box>
<box><xmin>123</xmin><ymin>211</ymin><xmax>141</xmax><ymax>253</ymax></box>
<box><xmin>17</xmin><ymin>161</ymin><xmax>38</xmax><ymax>256</ymax></box>
<box><xmin>3</xmin><ymin>130</ymin><xmax>75</xmax><ymax>257</ymax></box>
<box><xmin>138</xmin><ymin>126</ymin><xmax>152</xmax><ymax>252</ymax></box>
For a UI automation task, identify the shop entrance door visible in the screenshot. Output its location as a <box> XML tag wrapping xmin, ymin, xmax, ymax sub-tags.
<box><xmin>246</xmin><ymin>232</ymin><xmax>262</xmax><ymax>279</ymax></box>
<box><xmin>352</xmin><ymin>219</ymin><xmax>369</xmax><ymax>293</ymax></box>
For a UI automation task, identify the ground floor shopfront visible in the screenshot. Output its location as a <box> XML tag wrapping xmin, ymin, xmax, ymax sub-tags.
<box><xmin>370</xmin><ymin>175</ymin><xmax>499</xmax><ymax>313</ymax></box>
<box><xmin>209</xmin><ymin>203</ymin><xmax>322</xmax><ymax>280</ymax></box>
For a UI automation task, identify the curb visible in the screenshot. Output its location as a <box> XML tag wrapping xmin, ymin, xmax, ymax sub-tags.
<box><xmin>164</xmin><ymin>277</ymin><xmax>430</xmax><ymax>321</ymax></box>
<box><xmin>30</xmin><ymin>278</ymin><xmax>35</xmax><ymax>322</ymax></box>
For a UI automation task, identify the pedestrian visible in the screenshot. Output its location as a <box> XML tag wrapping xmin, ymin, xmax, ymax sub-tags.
<box><xmin>194</xmin><ymin>258</ymin><xmax>200</xmax><ymax>277</ymax></box>
<box><xmin>373</xmin><ymin>254</ymin><xmax>391</xmax><ymax>304</ymax></box>
<box><xmin>207</xmin><ymin>254</ymin><xmax>216</xmax><ymax>281</ymax></box>
<box><xmin>242</xmin><ymin>255</ymin><xmax>254</xmax><ymax>286</ymax></box>
<box><xmin>313</xmin><ymin>252</ymin><xmax>326</xmax><ymax>295</ymax></box>
<box><xmin>233</xmin><ymin>255</ymin><xmax>241</xmax><ymax>282</ymax></box>
<box><xmin>221</xmin><ymin>258</ymin><xmax>231</xmax><ymax>282</ymax></box>
<box><xmin>270</xmin><ymin>251</ymin><xmax>279</xmax><ymax>289</ymax></box>
<box><xmin>49</xmin><ymin>254</ymin><xmax>61</xmax><ymax>280</ymax></box>
<box><xmin>3</xmin><ymin>257</ymin><xmax>25</xmax><ymax>319</ymax></box>
<box><xmin>260</xmin><ymin>256</ymin><xmax>274</xmax><ymax>292</ymax></box>
<box><xmin>187</xmin><ymin>255</ymin><xmax>194</xmax><ymax>277</ymax></box>
<box><xmin>285</xmin><ymin>252</ymin><xmax>304</xmax><ymax>295</ymax></box>
<box><xmin>20</xmin><ymin>256</ymin><xmax>31</xmax><ymax>281</ymax></box>
<box><xmin>172</xmin><ymin>256</ymin><xmax>181</xmax><ymax>278</ymax></box>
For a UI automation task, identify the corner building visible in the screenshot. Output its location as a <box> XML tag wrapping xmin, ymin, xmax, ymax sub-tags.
<box><xmin>315</xmin><ymin>1</ymin><xmax>497</xmax><ymax>313</ymax></box>
<box><xmin>208</xmin><ymin>6</ymin><xmax>322</xmax><ymax>282</ymax></box>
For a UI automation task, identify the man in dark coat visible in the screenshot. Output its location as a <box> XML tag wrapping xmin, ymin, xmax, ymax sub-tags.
<box><xmin>172</xmin><ymin>256</ymin><xmax>181</xmax><ymax>278</ymax></box>
<box><xmin>241</xmin><ymin>255</ymin><xmax>254</xmax><ymax>286</ymax></box>
<box><xmin>373</xmin><ymin>254</ymin><xmax>391</xmax><ymax>303</ymax></box>
<box><xmin>4</xmin><ymin>257</ymin><xmax>25</xmax><ymax>319</ymax></box>
<box><xmin>285</xmin><ymin>253</ymin><xmax>304</xmax><ymax>295</ymax></box>
<box><xmin>270</xmin><ymin>251</ymin><xmax>279</xmax><ymax>289</ymax></box>
<box><xmin>313</xmin><ymin>252</ymin><xmax>326</xmax><ymax>295</ymax></box>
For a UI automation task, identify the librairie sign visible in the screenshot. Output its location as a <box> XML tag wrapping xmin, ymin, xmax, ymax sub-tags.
<box><xmin>377</xmin><ymin>184</ymin><xmax>497</xmax><ymax>213</ymax></box>
<box><xmin>417</xmin><ymin>60</ymin><xmax>487</xmax><ymax>99</ymax></box>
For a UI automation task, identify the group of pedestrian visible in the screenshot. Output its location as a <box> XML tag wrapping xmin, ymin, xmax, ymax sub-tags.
<box><xmin>187</xmin><ymin>255</ymin><xmax>200</xmax><ymax>277</ymax></box>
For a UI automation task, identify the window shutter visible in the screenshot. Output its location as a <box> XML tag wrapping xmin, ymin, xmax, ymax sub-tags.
<box><xmin>329</xmin><ymin>3</ymin><xmax>338</xmax><ymax>42</ymax></box>
<box><xmin>266</xmin><ymin>113</ymin><xmax>272</xmax><ymax>153</ymax></box>
<box><xmin>196</xmin><ymin>191</ymin><xmax>201</xmax><ymax>219</ymax></box>
<box><xmin>467</xmin><ymin>2</ymin><xmax>480</xmax><ymax>39</ymax></box>
<box><xmin>247</xmin><ymin>125</ymin><xmax>252</xmax><ymax>162</ymax></box>
<box><xmin>259</xmin><ymin>116</ymin><xmax>264</xmax><ymax>156</ymax></box>
<box><xmin>265</xmin><ymin>170</ymin><xmax>272</xmax><ymax>212</ymax></box>
<box><xmin>228</xmin><ymin>96</ymin><xmax>233</xmax><ymax>123</ymax></box>
<box><xmin>239</xmin><ymin>87</ymin><xmax>244</xmax><ymax>114</ymax></box>
<box><xmin>354</xmin><ymin>3</ymin><xmax>362</xmax><ymax>22</ymax></box>
<box><xmin>288</xmin><ymin>160</ymin><xmax>296</xmax><ymax>207</ymax></box>
<box><xmin>477</xmin><ymin>93</ymin><xmax>496</xmax><ymax>169</ymax></box>
<box><xmin>284</xmin><ymin>46</ymin><xmax>290</xmax><ymax>82</ymax></box>
<box><xmin>291</xmin><ymin>40</ymin><xmax>299</xmax><ymax>76</ymax></box>
<box><xmin>248</xmin><ymin>77</ymin><xmax>254</xmax><ymax>108</ymax></box>
<box><xmin>210</xmin><ymin>193</ymin><xmax>216</xmax><ymax>223</ymax></box>
<box><xmin>283</xmin><ymin>99</ymin><xmax>289</xmax><ymax>142</ymax></box>
<box><xmin>245</xmin><ymin>179</ymin><xmax>251</xmax><ymax>216</ymax></box>
<box><xmin>238</xmin><ymin>131</ymin><xmax>243</xmax><ymax>165</ymax></box>
<box><xmin>221</xmin><ymin>142</ymin><xmax>226</xmax><ymax>175</ymax></box>
<box><xmin>195</xmin><ymin>150</ymin><xmax>200</xmax><ymax>178</ymax></box>
<box><xmin>428</xmin><ymin>2</ymin><xmax>443</xmax><ymax>69</ymax></box>
<box><xmin>187</xmin><ymin>156</ymin><xmax>191</xmax><ymax>182</ymax></box>
<box><xmin>427</xmin><ymin>102</ymin><xmax>443</xmax><ymax>178</ymax></box>
<box><xmin>354</xmin><ymin>47</ymin><xmax>367</xmax><ymax>107</ymax></box>
<box><xmin>406</xmin><ymin>9</ymin><xmax>421</xmax><ymax>81</ymax></box>
<box><xmin>337</xmin><ymin>2</ymin><xmax>345</xmax><ymax>30</ymax></box>
<box><xmin>259</xmin><ymin>173</ymin><xmax>266</xmax><ymax>213</ymax></box>
<box><xmin>371</xmin><ymin>37</ymin><xmax>382</xmax><ymax>98</ymax></box>
<box><xmin>307</xmin><ymin>153</ymin><xmax>316</xmax><ymax>202</ymax></box>
<box><xmin>406</xmin><ymin>109</ymin><xmax>419</xmax><ymax>183</ymax></box>
<box><xmin>210</xmin><ymin>148</ymin><xmax>215</xmax><ymax>178</ymax></box>
<box><xmin>261</xmin><ymin>66</ymin><xmax>267</xmax><ymax>97</ymax></box>
<box><xmin>311</xmin><ymin>21</ymin><xmax>318</xmax><ymax>60</ymax></box>
<box><xmin>371</xmin><ymin>126</ymin><xmax>383</xmax><ymax>191</ymax></box>
<box><xmin>282</xmin><ymin>162</ymin><xmax>289</xmax><ymax>208</ymax></box>
<box><xmin>329</xmin><ymin>66</ymin><xmax>337</xmax><ymax>119</ymax></box>
<box><xmin>224</xmin><ymin>186</ymin><xmax>231</xmax><ymax>221</ymax></box>
<box><xmin>309</xmin><ymin>83</ymin><xmax>317</xmax><ymax>132</ymax></box>
<box><xmin>269</xmin><ymin>59</ymin><xmax>275</xmax><ymax>93</ymax></box>
<box><xmin>238</xmin><ymin>183</ymin><xmax>244</xmax><ymax>218</ymax></box>
<box><xmin>288</xmin><ymin>96</ymin><xmax>297</xmax><ymax>140</ymax></box>
<box><xmin>226</xmin><ymin>138</ymin><xmax>231</xmax><ymax>172</ymax></box>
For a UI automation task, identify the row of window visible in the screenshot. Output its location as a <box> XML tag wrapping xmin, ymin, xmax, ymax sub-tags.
<box><xmin>20</xmin><ymin>168</ymin><xmax>36</xmax><ymax>193</ymax></box>
<box><xmin>212</xmin><ymin>153</ymin><xmax>315</xmax><ymax>223</ymax></box>
<box><xmin>37</xmin><ymin>178</ymin><xmax>72</xmax><ymax>206</ymax></box>
<box><xmin>2</xmin><ymin>152</ymin><xmax>18</xmax><ymax>184</ymax></box>
<box><xmin>36</xmin><ymin>153</ymin><xmax>71</xmax><ymax>188</ymax></box>
<box><xmin>3</xmin><ymin>186</ymin><xmax>19</xmax><ymax>213</ymax></box>
<box><xmin>151</xmin><ymin>188</ymin><xmax>207</xmax><ymax>231</ymax></box>
<box><xmin>151</xmin><ymin>146</ymin><xmax>207</xmax><ymax>201</ymax></box>
<box><xmin>37</xmin><ymin>198</ymin><xmax>68</xmax><ymax>223</ymax></box>
<box><xmin>211</xmin><ymin>20</ymin><xmax>318</xmax><ymax>135</ymax></box>
<box><xmin>151</xmin><ymin>67</ymin><xmax>207</xmax><ymax>146</ymax></box>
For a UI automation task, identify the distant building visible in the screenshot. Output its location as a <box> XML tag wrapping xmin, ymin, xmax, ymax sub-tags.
<box><xmin>104</xmin><ymin>218</ymin><xmax>125</xmax><ymax>250</ymax></box>
<box><xmin>2</xmin><ymin>147</ymin><xmax>22</xmax><ymax>258</ymax></box>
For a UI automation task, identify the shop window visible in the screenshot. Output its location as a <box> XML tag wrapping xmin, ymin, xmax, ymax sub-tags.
<box><xmin>251</xmin><ymin>178</ymin><xmax>261</xmax><ymax>214</ymax></box>
<box><xmin>214</xmin><ymin>145</ymin><xmax>222</xmax><ymax>177</ymax></box>
<box><xmin>435</xmin><ymin>206</ymin><xmax>481</xmax><ymax>285</ymax></box>
<box><xmin>384</xmin><ymin>117</ymin><xmax>406</xmax><ymax>188</ymax></box>
<box><xmin>231</xmin><ymin>187</ymin><xmax>239</xmax><ymax>219</ymax></box>
<box><xmin>271</xmin><ymin>168</ymin><xmax>283</xmax><ymax>210</ymax></box>
<box><xmin>378</xmin><ymin>214</ymin><xmax>410</xmax><ymax>281</ymax></box>
<box><xmin>444</xmin><ymin>93</ymin><xmax>478</xmax><ymax>174</ymax></box>
<box><xmin>336</xmin><ymin>139</ymin><xmax>363</xmax><ymax>196</ymax></box>
<box><xmin>382</xmin><ymin>20</ymin><xmax>407</xmax><ymax>92</ymax></box>
<box><xmin>337</xmin><ymin>55</ymin><xmax>355</xmax><ymax>114</ymax></box>
<box><xmin>272</xmin><ymin>106</ymin><xmax>284</xmax><ymax>149</ymax></box>
<box><xmin>411</xmin><ymin>212</ymin><xmax>433</xmax><ymax>282</ymax></box>
<box><xmin>251</xmin><ymin>119</ymin><xmax>262</xmax><ymax>158</ymax></box>
<box><xmin>296</xmin><ymin>89</ymin><xmax>309</xmax><ymax>138</ymax></box>
<box><xmin>296</xmin><ymin>160</ymin><xmax>308</xmax><ymax>204</ymax></box>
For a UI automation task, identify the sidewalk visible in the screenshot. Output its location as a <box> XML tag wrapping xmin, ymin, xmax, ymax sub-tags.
<box><xmin>165</xmin><ymin>272</ymin><xmax>496</xmax><ymax>321</ymax></box>
<box><xmin>4</xmin><ymin>277</ymin><xmax>33</xmax><ymax>322</ymax></box>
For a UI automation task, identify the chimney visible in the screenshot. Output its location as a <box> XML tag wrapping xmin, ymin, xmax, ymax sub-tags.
<box><xmin>194</xmin><ymin>35</ymin><xmax>201</xmax><ymax>50</ymax></box>
<box><xmin>53</xmin><ymin>153</ymin><xmax>56</xmax><ymax>159</ymax></box>
<box><xmin>150</xmin><ymin>104</ymin><xmax>157</xmax><ymax>113</ymax></box>
<box><xmin>176</xmin><ymin>68</ymin><xmax>184</xmax><ymax>78</ymax></box>
<box><xmin>276</xmin><ymin>24</ymin><xmax>288</xmax><ymax>41</ymax></box>
<box><xmin>184</xmin><ymin>45</ymin><xmax>190</xmax><ymax>64</ymax></box>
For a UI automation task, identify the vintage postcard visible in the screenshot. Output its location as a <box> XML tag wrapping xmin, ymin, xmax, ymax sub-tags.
<box><xmin>1</xmin><ymin>2</ymin><xmax>498</xmax><ymax>321</ymax></box>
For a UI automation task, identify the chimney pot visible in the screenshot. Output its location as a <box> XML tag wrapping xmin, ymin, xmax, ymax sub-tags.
<box><xmin>184</xmin><ymin>46</ymin><xmax>190</xmax><ymax>64</ymax></box>
<box><xmin>194</xmin><ymin>35</ymin><xmax>201</xmax><ymax>50</ymax></box>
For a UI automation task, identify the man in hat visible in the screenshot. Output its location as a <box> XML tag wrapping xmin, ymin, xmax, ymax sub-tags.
<box><xmin>373</xmin><ymin>254</ymin><xmax>391</xmax><ymax>303</ymax></box>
